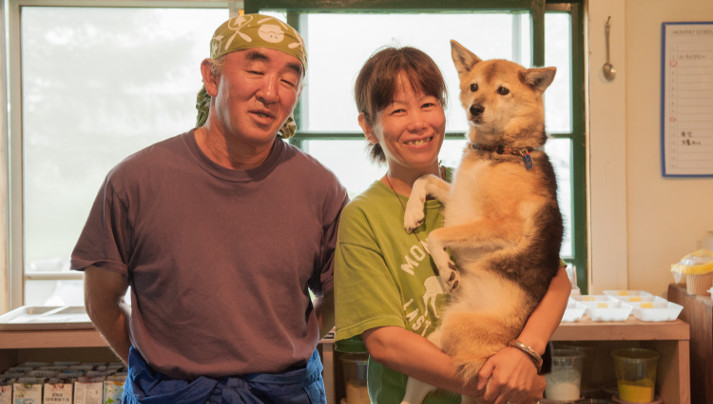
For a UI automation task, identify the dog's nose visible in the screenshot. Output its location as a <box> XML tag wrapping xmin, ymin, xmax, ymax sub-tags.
<box><xmin>469</xmin><ymin>104</ymin><xmax>484</xmax><ymax>117</ymax></box>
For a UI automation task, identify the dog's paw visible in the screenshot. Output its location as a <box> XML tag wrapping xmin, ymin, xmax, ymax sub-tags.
<box><xmin>444</xmin><ymin>264</ymin><xmax>460</xmax><ymax>292</ymax></box>
<box><xmin>403</xmin><ymin>201</ymin><xmax>425</xmax><ymax>232</ymax></box>
<box><xmin>433</xmin><ymin>250</ymin><xmax>459</xmax><ymax>291</ymax></box>
<box><xmin>403</xmin><ymin>211</ymin><xmax>425</xmax><ymax>233</ymax></box>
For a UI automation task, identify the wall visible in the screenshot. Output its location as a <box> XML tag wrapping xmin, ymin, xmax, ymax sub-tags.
<box><xmin>588</xmin><ymin>0</ymin><xmax>713</xmax><ymax>296</ymax></box>
<box><xmin>626</xmin><ymin>0</ymin><xmax>713</xmax><ymax>295</ymax></box>
<box><xmin>0</xmin><ymin>2</ymin><xmax>8</xmax><ymax>314</ymax></box>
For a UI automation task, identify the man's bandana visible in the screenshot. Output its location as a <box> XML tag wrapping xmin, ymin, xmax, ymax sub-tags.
<box><xmin>196</xmin><ymin>14</ymin><xmax>307</xmax><ymax>138</ymax></box>
<box><xmin>210</xmin><ymin>14</ymin><xmax>307</xmax><ymax>69</ymax></box>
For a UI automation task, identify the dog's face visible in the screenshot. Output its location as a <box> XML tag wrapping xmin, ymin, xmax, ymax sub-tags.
<box><xmin>450</xmin><ymin>40</ymin><xmax>556</xmax><ymax>148</ymax></box>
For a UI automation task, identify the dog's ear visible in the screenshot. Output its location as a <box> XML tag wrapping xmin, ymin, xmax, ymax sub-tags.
<box><xmin>450</xmin><ymin>40</ymin><xmax>481</xmax><ymax>76</ymax></box>
<box><xmin>520</xmin><ymin>67</ymin><xmax>557</xmax><ymax>94</ymax></box>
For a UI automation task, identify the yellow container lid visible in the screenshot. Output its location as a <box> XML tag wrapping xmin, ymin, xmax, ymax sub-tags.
<box><xmin>671</xmin><ymin>249</ymin><xmax>713</xmax><ymax>275</ymax></box>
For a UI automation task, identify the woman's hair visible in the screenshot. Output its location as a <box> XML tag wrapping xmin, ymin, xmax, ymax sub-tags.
<box><xmin>354</xmin><ymin>46</ymin><xmax>448</xmax><ymax>164</ymax></box>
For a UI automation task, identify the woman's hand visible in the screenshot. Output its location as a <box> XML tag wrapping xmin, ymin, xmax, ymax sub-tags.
<box><xmin>476</xmin><ymin>346</ymin><xmax>545</xmax><ymax>404</ymax></box>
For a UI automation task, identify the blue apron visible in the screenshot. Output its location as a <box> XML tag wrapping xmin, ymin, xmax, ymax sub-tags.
<box><xmin>122</xmin><ymin>347</ymin><xmax>326</xmax><ymax>404</ymax></box>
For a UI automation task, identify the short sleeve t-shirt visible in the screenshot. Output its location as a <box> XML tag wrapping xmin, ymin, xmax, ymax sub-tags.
<box><xmin>335</xmin><ymin>180</ymin><xmax>460</xmax><ymax>404</ymax></box>
<box><xmin>71</xmin><ymin>131</ymin><xmax>348</xmax><ymax>380</ymax></box>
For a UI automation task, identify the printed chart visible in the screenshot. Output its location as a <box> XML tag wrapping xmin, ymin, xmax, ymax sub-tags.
<box><xmin>661</xmin><ymin>22</ymin><xmax>713</xmax><ymax>177</ymax></box>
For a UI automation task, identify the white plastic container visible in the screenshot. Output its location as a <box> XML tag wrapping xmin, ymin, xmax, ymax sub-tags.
<box><xmin>609</xmin><ymin>295</ymin><xmax>667</xmax><ymax>304</ymax></box>
<box><xmin>625</xmin><ymin>301</ymin><xmax>683</xmax><ymax>322</ymax></box>
<box><xmin>586</xmin><ymin>304</ymin><xmax>632</xmax><ymax>321</ymax></box>
<box><xmin>545</xmin><ymin>349</ymin><xmax>585</xmax><ymax>401</ymax></box>
<box><xmin>572</xmin><ymin>295</ymin><xmax>620</xmax><ymax>308</ymax></box>
<box><xmin>341</xmin><ymin>353</ymin><xmax>369</xmax><ymax>404</ymax></box>
<box><xmin>603</xmin><ymin>290</ymin><xmax>653</xmax><ymax>299</ymax></box>
<box><xmin>561</xmin><ymin>299</ymin><xmax>586</xmax><ymax>322</ymax></box>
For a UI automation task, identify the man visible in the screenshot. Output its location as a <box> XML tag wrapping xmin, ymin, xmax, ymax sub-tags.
<box><xmin>71</xmin><ymin>14</ymin><xmax>348</xmax><ymax>403</ymax></box>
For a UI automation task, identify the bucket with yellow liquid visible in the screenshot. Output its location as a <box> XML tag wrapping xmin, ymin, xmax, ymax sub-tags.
<box><xmin>611</xmin><ymin>348</ymin><xmax>659</xmax><ymax>403</ymax></box>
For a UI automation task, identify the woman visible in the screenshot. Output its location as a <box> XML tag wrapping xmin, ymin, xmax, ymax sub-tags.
<box><xmin>334</xmin><ymin>46</ymin><xmax>571</xmax><ymax>404</ymax></box>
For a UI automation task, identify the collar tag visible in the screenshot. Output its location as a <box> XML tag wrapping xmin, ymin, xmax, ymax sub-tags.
<box><xmin>519</xmin><ymin>149</ymin><xmax>533</xmax><ymax>170</ymax></box>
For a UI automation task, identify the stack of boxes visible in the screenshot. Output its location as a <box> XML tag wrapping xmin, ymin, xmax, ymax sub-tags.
<box><xmin>0</xmin><ymin>361</ymin><xmax>126</xmax><ymax>404</ymax></box>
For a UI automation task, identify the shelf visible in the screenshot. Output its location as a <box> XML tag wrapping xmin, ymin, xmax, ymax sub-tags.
<box><xmin>553</xmin><ymin>317</ymin><xmax>689</xmax><ymax>341</ymax></box>
<box><xmin>0</xmin><ymin>315</ymin><xmax>691</xmax><ymax>404</ymax></box>
<box><xmin>552</xmin><ymin>314</ymin><xmax>690</xmax><ymax>404</ymax></box>
<box><xmin>0</xmin><ymin>328</ymin><xmax>107</xmax><ymax>349</ymax></box>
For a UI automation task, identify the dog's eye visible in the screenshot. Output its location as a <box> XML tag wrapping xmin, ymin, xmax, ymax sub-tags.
<box><xmin>497</xmin><ymin>86</ymin><xmax>510</xmax><ymax>95</ymax></box>
<box><xmin>470</xmin><ymin>83</ymin><xmax>478</xmax><ymax>92</ymax></box>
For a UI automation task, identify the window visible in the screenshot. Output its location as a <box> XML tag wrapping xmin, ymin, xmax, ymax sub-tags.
<box><xmin>3</xmin><ymin>0</ymin><xmax>587</xmax><ymax>309</ymax></box>
<box><xmin>246</xmin><ymin>0</ymin><xmax>588</xmax><ymax>289</ymax></box>
<box><xmin>5</xmin><ymin>1</ymin><xmax>231</xmax><ymax>307</ymax></box>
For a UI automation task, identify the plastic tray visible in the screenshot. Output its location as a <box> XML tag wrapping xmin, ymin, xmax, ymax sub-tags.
<box><xmin>561</xmin><ymin>299</ymin><xmax>586</xmax><ymax>322</ymax></box>
<box><xmin>624</xmin><ymin>301</ymin><xmax>683</xmax><ymax>322</ymax></box>
<box><xmin>572</xmin><ymin>295</ymin><xmax>620</xmax><ymax>308</ymax></box>
<box><xmin>0</xmin><ymin>306</ymin><xmax>93</xmax><ymax>330</ymax></box>
<box><xmin>608</xmin><ymin>295</ymin><xmax>668</xmax><ymax>304</ymax></box>
<box><xmin>603</xmin><ymin>290</ymin><xmax>653</xmax><ymax>298</ymax></box>
<box><xmin>586</xmin><ymin>305</ymin><xmax>632</xmax><ymax>321</ymax></box>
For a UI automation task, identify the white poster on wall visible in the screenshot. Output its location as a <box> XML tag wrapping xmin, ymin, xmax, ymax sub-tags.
<box><xmin>661</xmin><ymin>22</ymin><xmax>713</xmax><ymax>177</ymax></box>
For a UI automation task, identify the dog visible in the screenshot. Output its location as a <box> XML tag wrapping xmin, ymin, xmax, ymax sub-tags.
<box><xmin>399</xmin><ymin>40</ymin><xmax>563</xmax><ymax>404</ymax></box>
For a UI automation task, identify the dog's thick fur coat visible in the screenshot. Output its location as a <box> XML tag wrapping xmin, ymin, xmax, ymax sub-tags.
<box><xmin>399</xmin><ymin>41</ymin><xmax>563</xmax><ymax>404</ymax></box>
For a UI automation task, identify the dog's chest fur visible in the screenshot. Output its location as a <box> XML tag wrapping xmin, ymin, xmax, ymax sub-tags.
<box><xmin>445</xmin><ymin>148</ymin><xmax>547</xmax><ymax>228</ymax></box>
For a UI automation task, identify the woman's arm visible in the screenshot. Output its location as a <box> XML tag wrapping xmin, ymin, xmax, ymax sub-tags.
<box><xmin>513</xmin><ymin>266</ymin><xmax>571</xmax><ymax>354</ymax></box>
<box><xmin>477</xmin><ymin>266</ymin><xmax>571</xmax><ymax>403</ymax></box>
<box><xmin>363</xmin><ymin>326</ymin><xmax>484</xmax><ymax>398</ymax></box>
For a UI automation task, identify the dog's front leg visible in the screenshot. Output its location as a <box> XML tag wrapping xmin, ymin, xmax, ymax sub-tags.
<box><xmin>404</xmin><ymin>174</ymin><xmax>450</xmax><ymax>232</ymax></box>
<box><xmin>426</xmin><ymin>230</ymin><xmax>459</xmax><ymax>290</ymax></box>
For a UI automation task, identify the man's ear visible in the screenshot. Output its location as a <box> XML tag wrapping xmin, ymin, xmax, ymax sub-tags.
<box><xmin>358</xmin><ymin>112</ymin><xmax>378</xmax><ymax>144</ymax></box>
<box><xmin>200</xmin><ymin>59</ymin><xmax>219</xmax><ymax>97</ymax></box>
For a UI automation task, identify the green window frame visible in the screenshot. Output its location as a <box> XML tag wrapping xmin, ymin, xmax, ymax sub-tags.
<box><xmin>244</xmin><ymin>0</ymin><xmax>588</xmax><ymax>292</ymax></box>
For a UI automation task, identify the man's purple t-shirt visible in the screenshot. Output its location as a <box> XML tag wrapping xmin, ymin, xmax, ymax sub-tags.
<box><xmin>71</xmin><ymin>130</ymin><xmax>348</xmax><ymax>380</ymax></box>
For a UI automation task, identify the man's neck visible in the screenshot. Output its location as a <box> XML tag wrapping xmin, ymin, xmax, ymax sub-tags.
<box><xmin>195</xmin><ymin>126</ymin><xmax>275</xmax><ymax>170</ymax></box>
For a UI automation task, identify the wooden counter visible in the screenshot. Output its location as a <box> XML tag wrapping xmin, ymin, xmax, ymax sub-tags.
<box><xmin>668</xmin><ymin>282</ymin><xmax>713</xmax><ymax>404</ymax></box>
<box><xmin>1</xmin><ymin>317</ymin><xmax>691</xmax><ymax>404</ymax></box>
